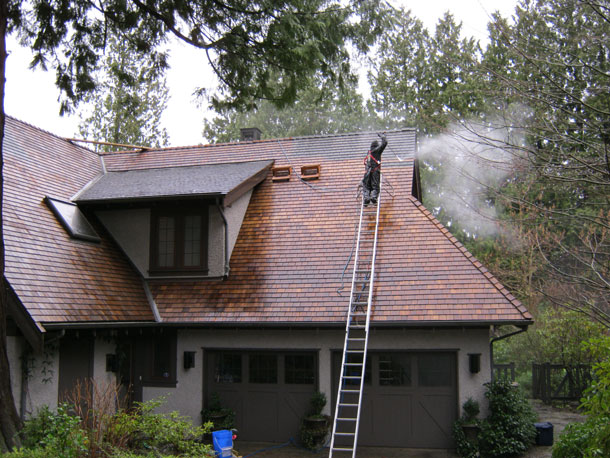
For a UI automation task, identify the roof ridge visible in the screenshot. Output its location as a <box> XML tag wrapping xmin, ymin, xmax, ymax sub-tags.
<box><xmin>408</xmin><ymin>196</ymin><xmax>532</xmax><ymax>321</ymax></box>
<box><xmin>99</xmin><ymin>127</ymin><xmax>418</xmax><ymax>156</ymax></box>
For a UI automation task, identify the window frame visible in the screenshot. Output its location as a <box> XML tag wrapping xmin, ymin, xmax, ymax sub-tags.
<box><xmin>141</xmin><ymin>330</ymin><xmax>177</xmax><ymax>387</ymax></box>
<box><xmin>149</xmin><ymin>203</ymin><xmax>209</xmax><ymax>275</ymax></box>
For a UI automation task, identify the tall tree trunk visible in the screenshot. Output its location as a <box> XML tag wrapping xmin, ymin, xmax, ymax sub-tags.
<box><xmin>0</xmin><ymin>0</ymin><xmax>23</xmax><ymax>451</ymax></box>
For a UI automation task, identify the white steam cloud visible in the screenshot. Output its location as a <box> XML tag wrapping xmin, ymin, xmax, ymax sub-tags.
<box><xmin>417</xmin><ymin>115</ymin><xmax>529</xmax><ymax>240</ymax></box>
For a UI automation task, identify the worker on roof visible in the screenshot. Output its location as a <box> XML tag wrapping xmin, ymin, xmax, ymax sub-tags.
<box><xmin>362</xmin><ymin>133</ymin><xmax>387</xmax><ymax>205</ymax></box>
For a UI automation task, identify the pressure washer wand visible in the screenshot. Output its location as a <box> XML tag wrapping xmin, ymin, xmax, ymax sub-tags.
<box><xmin>377</xmin><ymin>131</ymin><xmax>405</xmax><ymax>162</ymax></box>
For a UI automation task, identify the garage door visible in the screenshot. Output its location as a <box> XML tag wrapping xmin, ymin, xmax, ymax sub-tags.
<box><xmin>206</xmin><ymin>350</ymin><xmax>317</xmax><ymax>442</ymax></box>
<box><xmin>332</xmin><ymin>351</ymin><xmax>457</xmax><ymax>448</ymax></box>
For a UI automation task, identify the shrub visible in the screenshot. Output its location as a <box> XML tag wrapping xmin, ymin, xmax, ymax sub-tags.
<box><xmin>1</xmin><ymin>398</ymin><xmax>213</xmax><ymax>458</ymax></box>
<box><xmin>454</xmin><ymin>379</ymin><xmax>537</xmax><ymax>458</ymax></box>
<box><xmin>553</xmin><ymin>335</ymin><xmax>610</xmax><ymax>458</ymax></box>
<box><xmin>478</xmin><ymin>379</ymin><xmax>537</xmax><ymax>458</ymax></box>
<box><xmin>552</xmin><ymin>416</ymin><xmax>610</xmax><ymax>458</ymax></box>
<box><xmin>16</xmin><ymin>404</ymin><xmax>87</xmax><ymax>458</ymax></box>
<box><xmin>107</xmin><ymin>398</ymin><xmax>213</xmax><ymax>457</ymax></box>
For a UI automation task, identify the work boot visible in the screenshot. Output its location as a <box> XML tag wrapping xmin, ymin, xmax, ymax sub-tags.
<box><xmin>370</xmin><ymin>189</ymin><xmax>378</xmax><ymax>205</ymax></box>
<box><xmin>363</xmin><ymin>188</ymin><xmax>370</xmax><ymax>206</ymax></box>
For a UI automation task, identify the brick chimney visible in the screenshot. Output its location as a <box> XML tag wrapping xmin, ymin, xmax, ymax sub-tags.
<box><xmin>240</xmin><ymin>127</ymin><xmax>262</xmax><ymax>141</ymax></box>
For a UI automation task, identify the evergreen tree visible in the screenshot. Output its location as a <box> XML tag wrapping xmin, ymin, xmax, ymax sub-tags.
<box><xmin>477</xmin><ymin>0</ymin><xmax>610</xmax><ymax>327</ymax></box>
<box><xmin>204</xmin><ymin>71</ymin><xmax>372</xmax><ymax>142</ymax></box>
<box><xmin>78</xmin><ymin>34</ymin><xmax>170</xmax><ymax>151</ymax></box>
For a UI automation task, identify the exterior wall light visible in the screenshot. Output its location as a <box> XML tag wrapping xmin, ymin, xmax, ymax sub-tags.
<box><xmin>184</xmin><ymin>351</ymin><xmax>196</xmax><ymax>370</ymax></box>
<box><xmin>468</xmin><ymin>353</ymin><xmax>481</xmax><ymax>374</ymax></box>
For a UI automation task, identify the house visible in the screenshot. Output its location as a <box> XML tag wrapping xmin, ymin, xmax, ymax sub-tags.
<box><xmin>5</xmin><ymin>117</ymin><xmax>532</xmax><ymax>449</ymax></box>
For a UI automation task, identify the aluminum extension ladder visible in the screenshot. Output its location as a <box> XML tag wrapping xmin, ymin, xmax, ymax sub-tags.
<box><xmin>329</xmin><ymin>177</ymin><xmax>382</xmax><ymax>457</ymax></box>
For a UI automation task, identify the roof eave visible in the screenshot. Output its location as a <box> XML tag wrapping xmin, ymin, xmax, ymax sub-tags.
<box><xmin>40</xmin><ymin>318</ymin><xmax>533</xmax><ymax>331</ymax></box>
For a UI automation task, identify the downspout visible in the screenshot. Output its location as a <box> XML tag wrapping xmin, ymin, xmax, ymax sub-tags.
<box><xmin>215</xmin><ymin>198</ymin><xmax>230</xmax><ymax>279</ymax></box>
<box><xmin>490</xmin><ymin>325</ymin><xmax>528</xmax><ymax>380</ymax></box>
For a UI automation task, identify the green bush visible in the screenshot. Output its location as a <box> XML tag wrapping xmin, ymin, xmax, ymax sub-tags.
<box><xmin>107</xmin><ymin>398</ymin><xmax>213</xmax><ymax>457</ymax></box>
<box><xmin>1</xmin><ymin>398</ymin><xmax>213</xmax><ymax>458</ymax></box>
<box><xmin>553</xmin><ymin>336</ymin><xmax>610</xmax><ymax>458</ymax></box>
<box><xmin>453</xmin><ymin>379</ymin><xmax>537</xmax><ymax>458</ymax></box>
<box><xmin>13</xmin><ymin>404</ymin><xmax>87</xmax><ymax>458</ymax></box>
<box><xmin>552</xmin><ymin>416</ymin><xmax>610</xmax><ymax>458</ymax></box>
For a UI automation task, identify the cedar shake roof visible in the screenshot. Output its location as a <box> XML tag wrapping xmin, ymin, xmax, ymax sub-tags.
<box><xmin>3</xmin><ymin>117</ymin><xmax>154</xmax><ymax>327</ymax></box>
<box><xmin>5</xmin><ymin>119</ymin><xmax>531</xmax><ymax>330</ymax></box>
<box><xmin>75</xmin><ymin>159</ymin><xmax>274</xmax><ymax>206</ymax></box>
<box><xmin>100</xmin><ymin>129</ymin><xmax>532</xmax><ymax>326</ymax></box>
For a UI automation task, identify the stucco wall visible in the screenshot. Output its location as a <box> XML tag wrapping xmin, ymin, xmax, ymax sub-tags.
<box><xmin>7</xmin><ymin>336</ymin><xmax>60</xmax><ymax>418</ymax></box>
<box><xmin>96</xmin><ymin>191</ymin><xmax>252</xmax><ymax>279</ymax></box>
<box><xmin>97</xmin><ymin>208</ymin><xmax>151</xmax><ymax>276</ymax></box>
<box><xmin>208</xmin><ymin>190</ymin><xmax>253</xmax><ymax>277</ymax></box>
<box><xmin>8</xmin><ymin>326</ymin><xmax>491</xmax><ymax>425</ymax></box>
<box><xmin>138</xmin><ymin>327</ymin><xmax>491</xmax><ymax>424</ymax></box>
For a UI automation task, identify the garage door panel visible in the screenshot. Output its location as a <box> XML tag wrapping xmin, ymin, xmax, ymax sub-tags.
<box><xmin>245</xmin><ymin>391</ymin><xmax>279</xmax><ymax>438</ymax></box>
<box><xmin>207</xmin><ymin>351</ymin><xmax>317</xmax><ymax>443</ymax></box>
<box><xmin>332</xmin><ymin>351</ymin><xmax>456</xmax><ymax>449</ymax></box>
<box><xmin>365</xmin><ymin>393</ymin><xmax>413</xmax><ymax>447</ymax></box>
<box><xmin>412</xmin><ymin>394</ymin><xmax>455</xmax><ymax>448</ymax></box>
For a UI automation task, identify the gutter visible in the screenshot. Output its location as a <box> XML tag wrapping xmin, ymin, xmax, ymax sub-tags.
<box><xmin>215</xmin><ymin>197</ymin><xmax>231</xmax><ymax>279</ymax></box>
<box><xmin>490</xmin><ymin>325</ymin><xmax>529</xmax><ymax>380</ymax></box>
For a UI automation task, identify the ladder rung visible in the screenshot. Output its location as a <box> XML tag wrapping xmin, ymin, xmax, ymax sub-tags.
<box><xmin>344</xmin><ymin>362</ymin><xmax>363</xmax><ymax>366</ymax></box>
<box><xmin>342</xmin><ymin>375</ymin><xmax>361</xmax><ymax>379</ymax></box>
<box><xmin>351</xmin><ymin>301</ymin><xmax>367</xmax><ymax>306</ymax></box>
<box><xmin>334</xmin><ymin>432</ymin><xmax>356</xmax><ymax>436</ymax></box>
<box><xmin>348</xmin><ymin>337</ymin><xmax>365</xmax><ymax>341</ymax></box>
<box><xmin>349</xmin><ymin>325</ymin><xmax>365</xmax><ymax>330</ymax></box>
<box><xmin>339</xmin><ymin>403</ymin><xmax>359</xmax><ymax>407</ymax></box>
<box><xmin>346</xmin><ymin>350</ymin><xmax>364</xmax><ymax>353</ymax></box>
<box><xmin>340</xmin><ymin>388</ymin><xmax>360</xmax><ymax>392</ymax></box>
<box><xmin>332</xmin><ymin>447</ymin><xmax>354</xmax><ymax>452</ymax></box>
<box><xmin>337</xmin><ymin>417</ymin><xmax>357</xmax><ymax>422</ymax></box>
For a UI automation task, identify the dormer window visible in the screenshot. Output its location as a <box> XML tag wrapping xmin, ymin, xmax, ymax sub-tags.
<box><xmin>150</xmin><ymin>205</ymin><xmax>208</xmax><ymax>275</ymax></box>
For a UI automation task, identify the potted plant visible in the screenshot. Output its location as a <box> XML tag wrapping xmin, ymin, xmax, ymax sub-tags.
<box><xmin>201</xmin><ymin>392</ymin><xmax>235</xmax><ymax>432</ymax></box>
<box><xmin>460</xmin><ymin>398</ymin><xmax>481</xmax><ymax>441</ymax></box>
<box><xmin>453</xmin><ymin>397</ymin><xmax>481</xmax><ymax>457</ymax></box>
<box><xmin>300</xmin><ymin>391</ymin><xmax>331</xmax><ymax>450</ymax></box>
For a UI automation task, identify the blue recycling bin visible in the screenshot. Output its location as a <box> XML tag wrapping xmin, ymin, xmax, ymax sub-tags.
<box><xmin>212</xmin><ymin>429</ymin><xmax>233</xmax><ymax>457</ymax></box>
<box><xmin>534</xmin><ymin>422</ymin><xmax>553</xmax><ymax>446</ymax></box>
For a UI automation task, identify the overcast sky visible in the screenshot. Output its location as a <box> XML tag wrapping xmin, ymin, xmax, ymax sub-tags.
<box><xmin>5</xmin><ymin>0</ymin><xmax>518</xmax><ymax>146</ymax></box>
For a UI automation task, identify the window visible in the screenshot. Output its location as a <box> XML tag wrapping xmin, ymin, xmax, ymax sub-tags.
<box><xmin>345</xmin><ymin>354</ymin><xmax>371</xmax><ymax>386</ymax></box>
<box><xmin>418</xmin><ymin>353</ymin><xmax>453</xmax><ymax>387</ymax></box>
<box><xmin>142</xmin><ymin>331</ymin><xmax>177</xmax><ymax>386</ymax></box>
<box><xmin>285</xmin><ymin>354</ymin><xmax>315</xmax><ymax>384</ymax></box>
<box><xmin>215</xmin><ymin>353</ymin><xmax>242</xmax><ymax>383</ymax></box>
<box><xmin>45</xmin><ymin>197</ymin><xmax>100</xmax><ymax>242</ymax></box>
<box><xmin>249</xmin><ymin>354</ymin><xmax>277</xmax><ymax>384</ymax></box>
<box><xmin>379</xmin><ymin>353</ymin><xmax>411</xmax><ymax>386</ymax></box>
<box><xmin>150</xmin><ymin>205</ymin><xmax>208</xmax><ymax>274</ymax></box>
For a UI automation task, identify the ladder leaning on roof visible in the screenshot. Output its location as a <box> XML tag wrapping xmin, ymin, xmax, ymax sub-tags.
<box><xmin>329</xmin><ymin>176</ymin><xmax>383</xmax><ymax>458</ymax></box>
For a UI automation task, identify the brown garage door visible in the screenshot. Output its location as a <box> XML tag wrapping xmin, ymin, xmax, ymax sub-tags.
<box><xmin>206</xmin><ymin>350</ymin><xmax>317</xmax><ymax>442</ymax></box>
<box><xmin>332</xmin><ymin>351</ymin><xmax>457</xmax><ymax>448</ymax></box>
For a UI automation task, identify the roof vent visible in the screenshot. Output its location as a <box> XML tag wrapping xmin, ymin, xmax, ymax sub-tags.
<box><xmin>240</xmin><ymin>127</ymin><xmax>262</xmax><ymax>142</ymax></box>
<box><xmin>300</xmin><ymin>164</ymin><xmax>321</xmax><ymax>180</ymax></box>
<box><xmin>271</xmin><ymin>166</ymin><xmax>292</xmax><ymax>182</ymax></box>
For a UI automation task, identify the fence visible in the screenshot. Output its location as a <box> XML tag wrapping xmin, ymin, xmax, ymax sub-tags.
<box><xmin>532</xmin><ymin>363</ymin><xmax>592</xmax><ymax>403</ymax></box>
<box><xmin>492</xmin><ymin>363</ymin><xmax>516</xmax><ymax>382</ymax></box>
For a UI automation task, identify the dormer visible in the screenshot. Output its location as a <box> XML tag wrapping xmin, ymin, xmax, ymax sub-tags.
<box><xmin>73</xmin><ymin>160</ymin><xmax>273</xmax><ymax>280</ymax></box>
